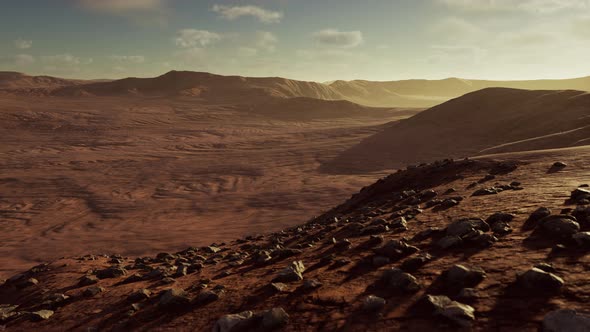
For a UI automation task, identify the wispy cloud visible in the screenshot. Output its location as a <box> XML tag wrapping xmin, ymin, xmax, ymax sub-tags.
<box><xmin>77</xmin><ymin>0</ymin><xmax>166</xmax><ymax>14</ymax></box>
<box><xmin>14</xmin><ymin>39</ymin><xmax>32</xmax><ymax>49</ymax></box>
<box><xmin>108</xmin><ymin>55</ymin><xmax>146</xmax><ymax>63</ymax></box>
<box><xmin>175</xmin><ymin>29</ymin><xmax>221</xmax><ymax>48</ymax></box>
<box><xmin>312</xmin><ymin>29</ymin><xmax>363</xmax><ymax>48</ymax></box>
<box><xmin>437</xmin><ymin>0</ymin><xmax>590</xmax><ymax>13</ymax></box>
<box><xmin>256</xmin><ymin>31</ymin><xmax>278</xmax><ymax>52</ymax></box>
<box><xmin>212</xmin><ymin>5</ymin><xmax>283</xmax><ymax>23</ymax></box>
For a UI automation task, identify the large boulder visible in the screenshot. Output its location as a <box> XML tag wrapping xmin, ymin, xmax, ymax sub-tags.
<box><xmin>158</xmin><ymin>288</ymin><xmax>190</xmax><ymax>308</ymax></box>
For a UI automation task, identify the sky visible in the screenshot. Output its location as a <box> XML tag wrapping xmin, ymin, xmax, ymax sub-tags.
<box><xmin>1</xmin><ymin>0</ymin><xmax>590</xmax><ymax>82</ymax></box>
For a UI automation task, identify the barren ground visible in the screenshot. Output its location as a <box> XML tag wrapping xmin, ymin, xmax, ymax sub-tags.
<box><xmin>0</xmin><ymin>95</ymin><xmax>418</xmax><ymax>278</ymax></box>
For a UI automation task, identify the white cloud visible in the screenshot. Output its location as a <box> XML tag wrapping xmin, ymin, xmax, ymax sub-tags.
<box><xmin>14</xmin><ymin>39</ymin><xmax>32</xmax><ymax>49</ymax></box>
<box><xmin>41</xmin><ymin>54</ymin><xmax>81</xmax><ymax>65</ymax></box>
<box><xmin>312</xmin><ymin>29</ymin><xmax>363</xmax><ymax>48</ymax></box>
<box><xmin>256</xmin><ymin>31</ymin><xmax>278</xmax><ymax>52</ymax></box>
<box><xmin>77</xmin><ymin>0</ymin><xmax>166</xmax><ymax>14</ymax></box>
<box><xmin>212</xmin><ymin>5</ymin><xmax>283</xmax><ymax>23</ymax></box>
<box><xmin>108</xmin><ymin>55</ymin><xmax>146</xmax><ymax>63</ymax></box>
<box><xmin>14</xmin><ymin>54</ymin><xmax>35</xmax><ymax>66</ymax></box>
<box><xmin>175</xmin><ymin>29</ymin><xmax>221</xmax><ymax>48</ymax></box>
<box><xmin>437</xmin><ymin>0</ymin><xmax>590</xmax><ymax>13</ymax></box>
<box><xmin>238</xmin><ymin>47</ymin><xmax>258</xmax><ymax>57</ymax></box>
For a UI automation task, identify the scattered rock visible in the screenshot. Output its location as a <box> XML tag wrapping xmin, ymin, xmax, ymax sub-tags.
<box><xmin>418</xmin><ymin>295</ymin><xmax>475</xmax><ymax>327</ymax></box>
<box><xmin>456</xmin><ymin>288</ymin><xmax>480</xmax><ymax>302</ymax></box>
<box><xmin>443</xmin><ymin>264</ymin><xmax>486</xmax><ymax>289</ymax></box>
<box><xmin>571</xmin><ymin>188</ymin><xmax>590</xmax><ymax>204</ymax></box>
<box><xmin>30</xmin><ymin>310</ymin><xmax>54</xmax><ymax>321</ymax></box>
<box><xmin>269</xmin><ymin>283</ymin><xmax>288</xmax><ymax>294</ymax></box>
<box><xmin>16</xmin><ymin>277</ymin><xmax>39</xmax><ymax>289</ymax></box>
<box><xmin>158</xmin><ymin>288</ymin><xmax>190</xmax><ymax>308</ymax></box>
<box><xmin>374</xmin><ymin>240</ymin><xmax>419</xmax><ymax>258</ymax></box>
<box><xmin>212</xmin><ymin>311</ymin><xmax>254</xmax><ymax>332</ymax></box>
<box><xmin>372</xmin><ymin>255</ymin><xmax>390</xmax><ymax>267</ymax></box>
<box><xmin>302</xmin><ymin>279</ymin><xmax>322</xmax><ymax>291</ymax></box>
<box><xmin>379</xmin><ymin>268</ymin><xmax>421</xmax><ymax>293</ymax></box>
<box><xmin>446</xmin><ymin>218</ymin><xmax>490</xmax><ymax>238</ymax></box>
<box><xmin>363</xmin><ymin>295</ymin><xmax>386</xmax><ymax>312</ymax></box>
<box><xmin>552</xmin><ymin>161</ymin><xmax>567</xmax><ymax>168</ymax></box>
<box><xmin>524</xmin><ymin>207</ymin><xmax>552</xmax><ymax>230</ymax></box>
<box><xmin>78</xmin><ymin>275</ymin><xmax>99</xmax><ymax>286</ymax></box>
<box><xmin>96</xmin><ymin>266</ymin><xmax>127</xmax><ymax>279</ymax></box>
<box><xmin>127</xmin><ymin>289</ymin><xmax>151</xmax><ymax>302</ymax></box>
<box><xmin>436</xmin><ymin>236</ymin><xmax>463</xmax><ymax>250</ymax></box>
<box><xmin>543</xmin><ymin>309</ymin><xmax>590</xmax><ymax>332</ymax></box>
<box><xmin>195</xmin><ymin>290</ymin><xmax>221</xmax><ymax>305</ymax></box>
<box><xmin>400</xmin><ymin>253</ymin><xmax>433</xmax><ymax>272</ymax></box>
<box><xmin>572</xmin><ymin>232</ymin><xmax>590</xmax><ymax>247</ymax></box>
<box><xmin>261</xmin><ymin>307</ymin><xmax>289</xmax><ymax>330</ymax></box>
<box><xmin>83</xmin><ymin>286</ymin><xmax>105</xmax><ymax>297</ymax></box>
<box><xmin>537</xmin><ymin>215</ymin><xmax>580</xmax><ymax>238</ymax></box>
<box><xmin>518</xmin><ymin>268</ymin><xmax>564</xmax><ymax>292</ymax></box>
<box><xmin>273</xmin><ymin>261</ymin><xmax>305</xmax><ymax>283</ymax></box>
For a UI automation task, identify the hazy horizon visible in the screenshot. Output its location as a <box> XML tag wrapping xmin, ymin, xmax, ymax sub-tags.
<box><xmin>2</xmin><ymin>0</ymin><xmax>590</xmax><ymax>82</ymax></box>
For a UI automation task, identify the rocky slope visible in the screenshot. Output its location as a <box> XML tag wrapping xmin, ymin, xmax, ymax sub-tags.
<box><xmin>2</xmin><ymin>147</ymin><xmax>590</xmax><ymax>331</ymax></box>
<box><xmin>326</xmin><ymin>88</ymin><xmax>590</xmax><ymax>173</ymax></box>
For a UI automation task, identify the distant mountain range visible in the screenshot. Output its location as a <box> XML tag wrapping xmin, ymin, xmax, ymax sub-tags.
<box><xmin>2</xmin><ymin>70</ymin><xmax>590</xmax><ymax>108</ymax></box>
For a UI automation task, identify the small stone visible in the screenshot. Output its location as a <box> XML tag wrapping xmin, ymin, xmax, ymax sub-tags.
<box><xmin>518</xmin><ymin>268</ymin><xmax>564</xmax><ymax>291</ymax></box>
<box><xmin>446</xmin><ymin>218</ymin><xmax>490</xmax><ymax>237</ymax></box>
<box><xmin>436</xmin><ymin>236</ymin><xmax>463</xmax><ymax>250</ymax></box>
<box><xmin>78</xmin><ymin>275</ymin><xmax>99</xmax><ymax>286</ymax></box>
<box><xmin>195</xmin><ymin>290</ymin><xmax>220</xmax><ymax>305</ymax></box>
<box><xmin>273</xmin><ymin>261</ymin><xmax>305</xmax><ymax>283</ymax></box>
<box><xmin>380</xmin><ymin>268</ymin><xmax>421</xmax><ymax>293</ymax></box>
<box><xmin>573</xmin><ymin>232</ymin><xmax>590</xmax><ymax>247</ymax></box>
<box><xmin>400</xmin><ymin>253</ymin><xmax>433</xmax><ymax>272</ymax></box>
<box><xmin>444</xmin><ymin>265</ymin><xmax>486</xmax><ymax>289</ymax></box>
<box><xmin>372</xmin><ymin>255</ymin><xmax>390</xmax><ymax>267</ymax></box>
<box><xmin>524</xmin><ymin>207</ymin><xmax>552</xmax><ymax>230</ymax></box>
<box><xmin>30</xmin><ymin>310</ymin><xmax>54</xmax><ymax>321</ymax></box>
<box><xmin>538</xmin><ymin>215</ymin><xmax>580</xmax><ymax>238</ymax></box>
<box><xmin>438</xmin><ymin>301</ymin><xmax>475</xmax><ymax>327</ymax></box>
<box><xmin>269</xmin><ymin>283</ymin><xmax>288</xmax><ymax>293</ymax></box>
<box><xmin>543</xmin><ymin>309</ymin><xmax>590</xmax><ymax>332</ymax></box>
<box><xmin>262</xmin><ymin>307</ymin><xmax>289</xmax><ymax>330</ymax></box>
<box><xmin>363</xmin><ymin>295</ymin><xmax>386</xmax><ymax>312</ymax></box>
<box><xmin>83</xmin><ymin>286</ymin><xmax>105</xmax><ymax>297</ymax></box>
<box><xmin>302</xmin><ymin>279</ymin><xmax>323</xmax><ymax>291</ymax></box>
<box><xmin>158</xmin><ymin>288</ymin><xmax>190</xmax><ymax>308</ymax></box>
<box><xmin>16</xmin><ymin>278</ymin><xmax>39</xmax><ymax>289</ymax></box>
<box><xmin>96</xmin><ymin>266</ymin><xmax>127</xmax><ymax>279</ymax></box>
<box><xmin>212</xmin><ymin>311</ymin><xmax>254</xmax><ymax>332</ymax></box>
<box><xmin>456</xmin><ymin>288</ymin><xmax>480</xmax><ymax>302</ymax></box>
<box><xmin>333</xmin><ymin>238</ymin><xmax>352</xmax><ymax>251</ymax></box>
<box><xmin>553</xmin><ymin>161</ymin><xmax>567</xmax><ymax>168</ymax></box>
<box><xmin>127</xmin><ymin>289</ymin><xmax>151</xmax><ymax>302</ymax></box>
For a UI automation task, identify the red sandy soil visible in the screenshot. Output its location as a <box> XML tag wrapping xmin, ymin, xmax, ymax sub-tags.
<box><xmin>0</xmin><ymin>94</ymin><xmax>419</xmax><ymax>279</ymax></box>
<box><xmin>1</xmin><ymin>146</ymin><xmax>589</xmax><ymax>331</ymax></box>
<box><xmin>327</xmin><ymin>88</ymin><xmax>590</xmax><ymax>173</ymax></box>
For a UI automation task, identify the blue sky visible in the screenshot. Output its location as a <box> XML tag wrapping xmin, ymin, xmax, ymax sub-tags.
<box><xmin>1</xmin><ymin>0</ymin><xmax>590</xmax><ymax>81</ymax></box>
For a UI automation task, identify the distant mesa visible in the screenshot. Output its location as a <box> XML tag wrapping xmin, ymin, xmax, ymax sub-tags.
<box><xmin>324</xmin><ymin>88</ymin><xmax>590</xmax><ymax>173</ymax></box>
